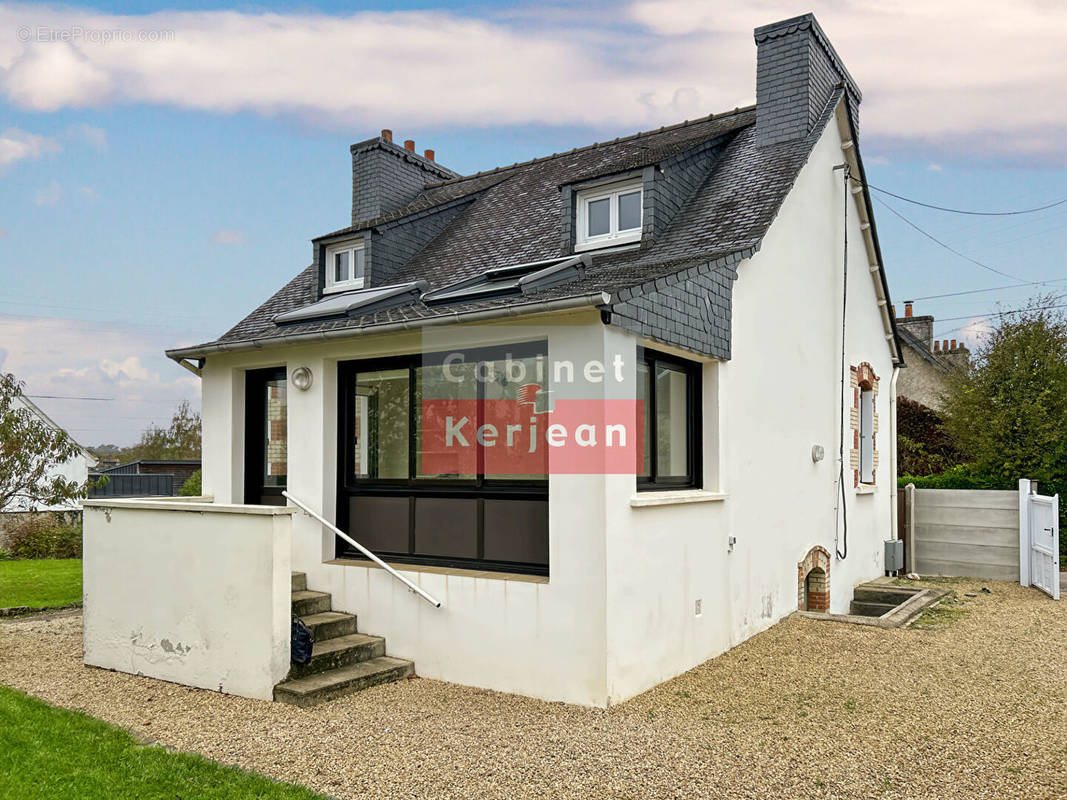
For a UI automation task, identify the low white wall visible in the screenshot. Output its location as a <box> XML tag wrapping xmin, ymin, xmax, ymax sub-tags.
<box><xmin>82</xmin><ymin>498</ymin><xmax>294</xmax><ymax>701</ymax></box>
<box><xmin>911</xmin><ymin>489</ymin><xmax>1019</xmax><ymax>580</ymax></box>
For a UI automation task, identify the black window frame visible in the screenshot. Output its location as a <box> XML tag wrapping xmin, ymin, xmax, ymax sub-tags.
<box><xmin>336</xmin><ymin>341</ymin><xmax>550</xmax><ymax>576</ymax></box>
<box><xmin>244</xmin><ymin>366</ymin><xmax>288</xmax><ymax>506</ymax></box>
<box><xmin>636</xmin><ymin>347</ymin><xmax>703</xmax><ymax>492</ymax></box>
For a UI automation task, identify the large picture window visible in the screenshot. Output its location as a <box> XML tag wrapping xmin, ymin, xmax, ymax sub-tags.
<box><xmin>338</xmin><ymin>342</ymin><xmax>549</xmax><ymax>575</ymax></box>
<box><xmin>636</xmin><ymin>348</ymin><xmax>702</xmax><ymax>491</ymax></box>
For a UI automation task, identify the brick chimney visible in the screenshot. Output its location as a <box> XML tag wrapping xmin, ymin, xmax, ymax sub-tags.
<box><xmin>349</xmin><ymin>131</ymin><xmax>459</xmax><ymax>225</ymax></box>
<box><xmin>895</xmin><ymin>302</ymin><xmax>935</xmax><ymax>351</ymax></box>
<box><xmin>753</xmin><ymin>14</ymin><xmax>862</xmax><ymax>148</ymax></box>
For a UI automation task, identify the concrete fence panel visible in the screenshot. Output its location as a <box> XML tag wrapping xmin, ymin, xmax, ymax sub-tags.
<box><xmin>82</xmin><ymin>497</ymin><xmax>295</xmax><ymax>700</ymax></box>
<box><xmin>911</xmin><ymin>489</ymin><xmax>1019</xmax><ymax>580</ymax></box>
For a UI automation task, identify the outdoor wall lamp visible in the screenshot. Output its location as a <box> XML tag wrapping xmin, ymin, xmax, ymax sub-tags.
<box><xmin>291</xmin><ymin>366</ymin><xmax>313</xmax><ymax>391</ymax></box>
<box><xmin>811</xmin><ymin>444</ymin><xmax>825</xmax><ymax>463</ymax></box>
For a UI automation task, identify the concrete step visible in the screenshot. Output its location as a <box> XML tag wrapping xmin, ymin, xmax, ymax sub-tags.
<box><xmin>299</xmin><ymin>611</ymin><xmax>357</xmax><ymax>641</ymax></box>
<box><xmin>850</xmin><ymin>600</ymin><xmax>898</xmax><ymax>617</ymax></box>
<box><xmin>274</xmin><ymin>657</ymin><xmax>414</xmax><ymax>707</ymax></box>
<box><xmin>292</xmin><ymin>589</ymin><xmax>331</xmax><ymax>617</ymax></box>
<box><xmin>287</xmin><ymin>633</ymin><xmax>386</xmax><ymax>680</ymax></box>
<box><xmin>291</xmin><ymin>572</ymin><xmax>307</xmax><ymax>592</ymax></box>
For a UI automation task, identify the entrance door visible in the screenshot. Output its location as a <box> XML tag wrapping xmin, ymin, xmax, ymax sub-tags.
<box><xmin>244</xmin><ymin>367</ymin><xmax>288</xmax><ymax>505</ymax></box>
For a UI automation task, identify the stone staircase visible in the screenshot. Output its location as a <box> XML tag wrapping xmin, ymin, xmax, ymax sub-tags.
<box><xmin>273</xmin><ymin>572</ymin><xmax>413</xmax><ymax>707</ymax></box>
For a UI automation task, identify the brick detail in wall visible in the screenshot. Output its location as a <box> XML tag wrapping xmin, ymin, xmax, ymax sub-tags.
<box><xmin>608</xmin><ymin>248</ymin><xmax>750</xmax><ymax>359</ymax></box>
<box><xmin>798</xmin><ymin>545</ymin><xmax>831</xmax><ymax>612</ymax></box>
<box><xmin>850</xmin><ymin>362</ymin><xmax>879</xmax><ymax>488</ymax></box>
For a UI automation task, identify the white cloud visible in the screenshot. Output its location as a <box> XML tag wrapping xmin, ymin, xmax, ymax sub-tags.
<box><xmin>0</xmin><ymin>314</ymin><xmax>200</xmax><ymax>446</ymax></box>
<box><xmin>209</xmin><ymin>227</ymin><xmax>245</xmax><ymax>245</ymax></box>
<box><xmin>0</xmin><ymin>2</ymin><xmax>1064</xmax><ymax>161</ymax></box>
<box><xmin>66</xmin><ymin>122</ymin><xmax>107</xmax><ymax>151</ymax></box>
<box><xmin>0</xmin><ymin>127</ymin><xmax>60</xmax><ymax>168</ymax></box>
<box><xmin>34</xmin><ymin>180</ymin><xmax>61</xmax><ymax>206</ymax></box>
<box><xmin>78</xmin><ymin>185</ymin><xmax>98</xmax><ymax>200</ymax></box>
<box><xmin>927</xmin><ymin>163</ymin><xmax>944</xmax><ymax>172</ymax></box>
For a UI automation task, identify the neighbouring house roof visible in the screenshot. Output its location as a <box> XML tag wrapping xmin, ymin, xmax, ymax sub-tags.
<box><xmin>100</xmin><ymin>459</ymin><xmax>202</xmax><ymax>474</ymax></box>
<box><xmin>13</xmin><ymin>394</ymin><xmax>96</xmax><ymax>464</ymax></box>
<box><xmin>896</xmin><ymin>326</ymin><xmax>950</xmax><ymax>371</ymax></box>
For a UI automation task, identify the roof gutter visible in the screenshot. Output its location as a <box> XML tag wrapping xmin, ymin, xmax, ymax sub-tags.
<box><xmin>166</xmin><ymin>291</ymin><xmax>611</xmax><ymax>365</ymax></box>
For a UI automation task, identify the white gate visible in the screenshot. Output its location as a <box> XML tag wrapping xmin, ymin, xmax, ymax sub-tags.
<box><xmin>1019</xmin><ymin>479</ymin><xmax>1060</xmax><ymax>600</ymax></box>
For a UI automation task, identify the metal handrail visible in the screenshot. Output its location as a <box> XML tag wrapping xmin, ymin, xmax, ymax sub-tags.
<box><xmin>282</xmin><ymin>490</ymin><xmax>442</xmax><ymax>608</ymax></box>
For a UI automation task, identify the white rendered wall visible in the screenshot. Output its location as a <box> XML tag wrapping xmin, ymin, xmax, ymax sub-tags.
<box><xmin>82</xmin><ymin>498</ymin><xmax>293</xmax><ymax>700</ymax></box>
<box><xmin>602</xmin><ymin>103</ymin><xmax>896</xmax><ymax>703</ymax></box>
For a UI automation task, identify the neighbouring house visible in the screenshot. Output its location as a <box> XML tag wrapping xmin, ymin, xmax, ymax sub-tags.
<box><xmin>83</xmin><ymin>14</ymin><xmax>903</xmax><ymax>707</ymax></box>
<box><xmin>2</xmin><ymin>392</ymin><xmax>96</xmax><ymax>513</ymax></box>
<box><xmin>89</xmin><ymin>459</ymin><xmax>202</xmax><ymax>498</ymax></box>
<box><xmin>894</xmin><ymin>301</ymin><xmax>969</xmax><ymax>410</ymax></box>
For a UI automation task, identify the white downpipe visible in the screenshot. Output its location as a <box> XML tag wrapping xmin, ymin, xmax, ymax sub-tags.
<box><xmin>889</xmin><ymin>365</ymin><xmax>901</xmax><ymax>545</ymax></box>
<box><xmin>282</xmin><ymin>490</ymin><xmax>442</xmax><ymax>608</ymax></box>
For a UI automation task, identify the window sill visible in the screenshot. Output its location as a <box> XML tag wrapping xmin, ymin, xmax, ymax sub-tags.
<box><xmin>325</xmin><ymin>558</ymin><xmax>549</xmax><ymax>584</ymax></box>
<box><xmin>856</xmin><ymin>484</ymin><xmax>876</xmax><ymax>495</ymax></box>
<box><xmin>630</xmin><ymin>490</ymin><xmax>727</xmax><ymax>508</ymax></box>
<box><xmin>574</xmin><ymin>234</ymin><xmax>641</xmax><ymax>253</ymax></box>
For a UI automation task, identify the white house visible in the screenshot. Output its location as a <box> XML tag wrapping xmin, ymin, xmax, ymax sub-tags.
<box><xmin>3</xmin><ymin>392</ymin><xmax>95</xmax><ymax>513</ymax></box>
<box><xmin>83</xmin><ymin>14</ymin><xmax>903</xmax><ymax>708</ymax></box>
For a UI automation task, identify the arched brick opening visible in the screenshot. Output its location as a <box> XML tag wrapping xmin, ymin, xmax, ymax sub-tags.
<box><xmin>798</xmin><ymin>546</ymin><xmax>831</xmax><ymax>612</ymax></box>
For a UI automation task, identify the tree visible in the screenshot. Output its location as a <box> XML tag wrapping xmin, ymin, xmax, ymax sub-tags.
<box><xmin>942</xmin><ymin>296</ymin><xmax>1067</xmax><ymax>504</ymax></box>
<box><xmin>896</xmin><ymin>397</ymin><xmax>961</xmax><ymax>476</ymax></box>
<box><xmin>118</xmin><ymin>399</ymin><xmax>202</xmax><ymax>462</ymax></box>
<box><xmin>0</xmin><ymin>373</ymin><xmax>93</xmax><ymax>511</ymax></box>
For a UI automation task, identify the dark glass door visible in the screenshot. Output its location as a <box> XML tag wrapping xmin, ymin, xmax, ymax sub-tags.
<box><xmin>244</xmin><ymin>367</ymin><xmax>288</xmax><ymax>505</ymax></box>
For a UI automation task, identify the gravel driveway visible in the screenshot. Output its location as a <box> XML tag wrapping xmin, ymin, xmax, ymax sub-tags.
<box><xmin>2</xmin><ymin>578</ymin><xmax>1064</xmax><ymax>800</ymax></box>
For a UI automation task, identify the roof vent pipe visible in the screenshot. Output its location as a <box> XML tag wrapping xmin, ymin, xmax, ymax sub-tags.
<box><xmin>404</xmin><ymin>139</ymin><xmax>415</xmax><ymax>152</ymax></box>
<box><xmin>424</xmin><ymin>149</ymin><xmax>435</xmax><ymax>162</ymax></box>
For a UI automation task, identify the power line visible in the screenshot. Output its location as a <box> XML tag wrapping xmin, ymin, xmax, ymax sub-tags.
<box><xmin>859</xmin><ymin>181</ymin><xmax>1067</xmax><ymax>216</ymax></box>
<box><xmin>908</xmin><ymin>277</ymin><xmax>1067</xmax><ymax>302</ymax></box>
<box><xmin>26</xmin><ymin>394</ymin><xmax>114</xmax><ymax>401</ymax></box>
<box><xmin>874</xmin><ymin>198</ymin><xmax>1025</xmax><ymax>282</ymax></box>
<box><xmin>932</xmin><ymin>301</ymin><xmax>1067</xmax><ymax>325</ymax></box>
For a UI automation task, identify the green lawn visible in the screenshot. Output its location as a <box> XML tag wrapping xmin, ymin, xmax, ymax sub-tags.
<box><xmin>0</xmin><ymin>686</ymin><xmax>328</xmax><ymax>799</ymax></box>
<box><xmin>0</xmin><ymin>559</ymin><xmax>82</xmax><ymax>609</ymax></box>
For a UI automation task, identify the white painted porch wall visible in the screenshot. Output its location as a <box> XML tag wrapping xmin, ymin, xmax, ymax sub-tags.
<box><xmin>82</xmin><ymin>500</ymin><xmax>293</xmax><ymax>701</ymax></box>
<box><xmin>601</xmin><ymin>103</ymin><xmax>895</xmax><ymax>703</ymax></box>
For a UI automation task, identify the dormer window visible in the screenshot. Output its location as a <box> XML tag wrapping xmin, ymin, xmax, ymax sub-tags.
<box><xmin>575</xmin><ymin>178</ymin><xmax>643</xmax><ymax>251</ymax></box>
<box><xmin>325</xmin><ymin>240</ymin><xmax>366</xmax><ymax>293</ymax></box>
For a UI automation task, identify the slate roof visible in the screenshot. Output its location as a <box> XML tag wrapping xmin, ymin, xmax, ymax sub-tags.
<box><xmin>171</xmin><ymin>97</ymin><xmax>841</xmax><ymax>358</ymax></box>
<box><xmin>896</xmin><ymin>326</ymin><xmax>950</xmax><ymax>371</ymax></box>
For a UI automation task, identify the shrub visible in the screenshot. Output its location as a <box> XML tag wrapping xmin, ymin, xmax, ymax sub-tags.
<box><xmin>5</xmin><ymin>516</ymin><xmax>82</xmax><ymax>559</ymax></box>
<box><xmin>897</xmin><ymin>464</ymin><xmax>1004</xmax><ymax>490</ymax></box>
<box><xmin>178</xmin><ymin>469</ymin><xmax>202</xmax><ymax>497</ymax></box>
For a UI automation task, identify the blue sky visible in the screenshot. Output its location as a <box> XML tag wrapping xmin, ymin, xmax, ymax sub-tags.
<box><xmin>1</xmin><ymin>0</ymin><xmax>1065</xmax><ymax>445</ymax></box>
